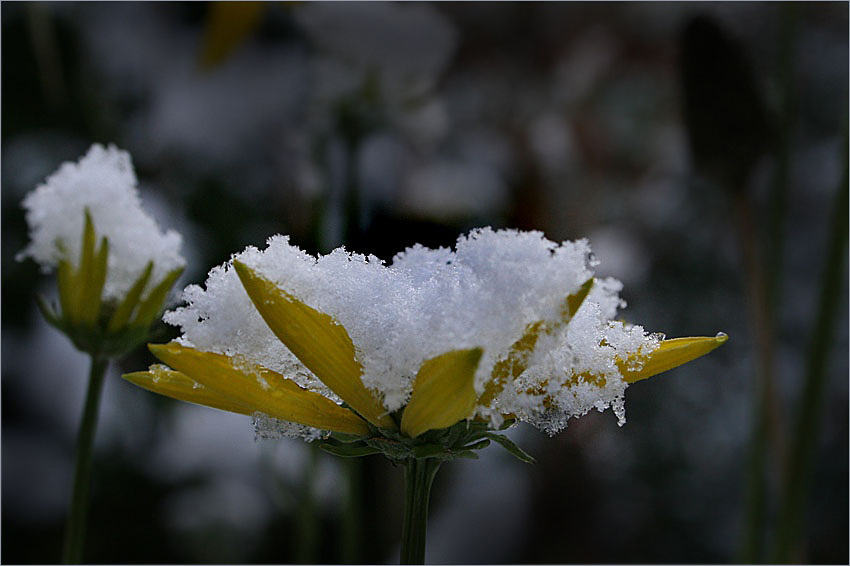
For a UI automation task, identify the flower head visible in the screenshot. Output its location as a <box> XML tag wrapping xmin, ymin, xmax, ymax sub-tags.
<box><xmin>125</xmin><ymin>229</ymin><xmax>726</xmax><ymax>459</ymax></box>
<box><xmin>20</xmin><ymin>144</ymin><xmax>186</xmax><ymax>356</ymax></box>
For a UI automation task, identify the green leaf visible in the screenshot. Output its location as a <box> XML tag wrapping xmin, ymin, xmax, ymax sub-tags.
<box><xmin>35</xmin><ymin>293</ymin><xmax>62</xmax><ymax>329</ymax></box>
<box><xmin>462</xmin><ymin>438</ymin><xmax>491</xmax><ymax>451</ymax></box>
<box><xmin>485</xmin><ymin>432</ymin><xmax>536</xmax><ymax>464</ymax></box>
<box><xmin>319</xmin><ymin>442</ymin><xmax>382</xmax><ymax>458</ymax></box>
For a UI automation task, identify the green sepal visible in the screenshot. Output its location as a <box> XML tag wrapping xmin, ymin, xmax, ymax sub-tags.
<box><xmin>454</xmin><ymin>450</ymin><xmax>480</xmax><ymax>460</ymax></box>
<box><xmin>35</xmin><ymin>293</ymin><xmax>63</xmax><ymax>330</ymax></box>
<box><xmin>462</xmin><ymin>438</ymin><xmax>491</xmax><ymax>451</ymax></box>
<box><xmin>484</xmin><ymin>432</ymin><xmax>536</xmax><ymax>464</ymax></box>
<box><xmin>107</xmin><ymin>261</ymin><xmax>153</xmax><ymax>332</ymax></box>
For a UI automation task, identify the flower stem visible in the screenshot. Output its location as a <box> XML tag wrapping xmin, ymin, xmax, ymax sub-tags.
<box><xmin>400</xmin><ymin>458</ymin><xmax>440</xmax><ymax>565</ymax></box>
<box><xmin>294</xmin><ymin>442</ymin><xmax>320</xmax><ymax>564</ymax></box>
<box><xmin>63</xmin><ymin>355</ymin><xmax>108</xmax><ymax>564</ymax></box>
<box><xmin>341</xmin><ymin>458</ymin><xmax>362</xmax><ymax>563</ymax></box>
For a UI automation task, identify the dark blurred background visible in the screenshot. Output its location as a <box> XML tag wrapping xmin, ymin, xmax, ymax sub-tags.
<box><xmin>2</xmin><ymin>2</ymin><xmax>847</xmax><ymax>564</ymax></box>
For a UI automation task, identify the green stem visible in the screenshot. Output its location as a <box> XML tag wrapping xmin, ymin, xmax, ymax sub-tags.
<box><xmin>295</xmin><ymin>443</ymin><xmax>320</xmax><ymax>564</ymax></box>
<box><xmin>736</xmin><ymin>191</ymin><xmax>785</xmax><ymax>563</ymax></box>
<box><xmin>63</xmin><ymin>355</ymin><xmax>109</xmax><ymax>564</ymax></box>
<box><xmin>400</xmin><ymin>458</ymin><xmax>440</xmax><ymax>565</ymax></box>
<box><xmin>341</xmin><ymin>458</ymin><xmax>362</xmax><ymax>564</ymax></box>
<box><xmin>772</xmin><ymin>121</ymin><xmax>849</xmax><ymax>564</ymax></box>
<box><xmin>766</xmin><ymin>2</ymin><xmax>798</xmax><ymax>312</ymax></box>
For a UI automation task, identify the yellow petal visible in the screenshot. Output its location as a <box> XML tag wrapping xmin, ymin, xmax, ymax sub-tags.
<box><xmin>57</xmin><ymin>258</ymin><xmax>77</xmax><ymax>321</ymax></box>
<box><xmin>123</xmin><ymin>366</ymin><xmax>256</xmax><ymax>415</ymax></box>
<box><xmin>107</xmin><ymin>262</ymin><xmax>153</xmax><ymax>332</ymax></box>
<box><xmin>76</xmin><ymin>211</ymin><xmax>107</xmax><ymax>324</ymax></box>
<box><xmin>132</xmin><ymin>267</ymin><xmax>185</xmax><ymax>328</ymax></box>
<box><xmin>233</xmin><ymin>261</ymin><xmax>395</xmax><ymax>430</ymax></box>
<box><xmin>619</xmin><ymin>334</ymin><xmax>729</xmax><ymax>383</ymax></box>
<box><xmin>478</xmin><ymin>278</ymin><xmax>593</xmax><ymax>407</ymax></box>
<box><xmin>401</xmin><ymin>348</ymin><xmax>483</xmax><ymax>438</ymax></box>
<box><xmin>199</xmin><ymin>1</ymin><xmax>266</xmax><ymax>68</ymax></box>
<box><xmin>518</xmin><ymin>334</ymin><xmax>729</xmax><ymax>412</ymax></box>
<box><xmin>478</xmin><ymin>321</ymin><xmax>542</xmax><ymax>407</ymax></box>
<box><xmin>149</xmin><ymin>342</ymin><xmax>372</xmax><ymax>436</ymax></box>
<box><xmin>563</xmin><ymin>277</ymin><xmax>594</xmax><ymax>320</ymax></box>
<box><xmin>79</xmin><ymin>235</ymin><xmax>108</xmax><ymax>325</ymax></box>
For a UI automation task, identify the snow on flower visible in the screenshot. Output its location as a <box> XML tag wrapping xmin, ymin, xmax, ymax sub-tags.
<box><xmin>18</xmin><ymin>143</ymin><xmax>185</xmax><ymax>301</ymax></box>
<box><xmin>126</xmin><ymin>228</ymin><xmax>726</xmax><ymax>442</ymax></box>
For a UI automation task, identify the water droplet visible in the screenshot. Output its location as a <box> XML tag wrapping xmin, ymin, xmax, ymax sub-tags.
<box><xmin>715</xmin><ymin>331</ymin><xmax>728</xmax><ymax>341</ymax></box>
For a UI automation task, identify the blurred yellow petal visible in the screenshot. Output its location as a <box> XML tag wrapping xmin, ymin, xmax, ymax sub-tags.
<box><xmin>107</xmin><ymin>262</ymin><xmax>153</xmax><ymax>332</ymax></box>
<box><xmin>149</xmin><ymin>342</ymin><xmax>372</xmax><ymax>436</ymax></box>
<box><xmin>234</xmin><ymin>261</ymin><xmax>395</xmax><ymax>430</ymax></box>
<box><xmin>123</xmin><ymin>366</ymin><xmax>255</xmax><ymax>415</ymax></box>
<box><xmin>132</xmin><ymin>266</ymin><xmax>185</xmax><ymax>328</ymax></box>
<box><xmin>57</xmin><ymin>258</ymin><xmax>77</xmax><ymax>320</ymax></box>
<box><xmin>620</xmin><ymin>333</ymin><xmax>729</xmax><ymax>383</ymax></box>
<box><xmin>199</xmin><ymin>1</ymin><xmax>266</xmax><ymax>69</ymax></box>
<box><xmin>401</xmin><ymin>348</ymin><xmax>483</xmax><ymax>438</ymax></box>
<box><xmin>79</xmin><ymin>235</ymin><xmax>108</xmax><ymax>325</ymax></box>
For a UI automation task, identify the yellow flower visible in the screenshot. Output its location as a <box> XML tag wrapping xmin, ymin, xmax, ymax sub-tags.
<box><xmin>125</xmin><ymin>231</ymin><xmax>726</xmax><ymax>460</ymax></box>
<box><xmin>21</xmin><ymin>144</ymin><xmax>186</xmax><ymax>358</ymax></box>
<box><xmin>36</xmin><ymin>210</ymin><xmax>183</xmax><ymax>358</ymax></box>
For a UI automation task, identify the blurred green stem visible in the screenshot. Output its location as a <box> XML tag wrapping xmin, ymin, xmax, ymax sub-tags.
<box><xmin>736</xmin><ymin>192</ymin><xmax>785</xmax><ymax>563</ymax></box>
<box><xmin>295</xmin><ymin>443</ymin><xmax>320</xmax><ymax>563</ymax></box>
<box><xmin>400</xmin><ymin>458</ymin><xmax>440</xmax><ymax>564</ymax></box>
<box><xmin>740</xmin><ymin>8</ymin><xmax>799</xmax><ymax>560</ymax></box>
<box><xmin>341</xmin><ymin>458</ymin><xmax>362</xmax><ymax>563</ymax></box>
<box><xmin>772</xmin><ymin>123</ymin><xmax>849</xmax><ymax>564</ymax></box>
<box><xmin>766</xmin><ymin>2</ymin><xmax>798</xmax><ymax>311</ymax></box>
<box><xmin>63</xmin><ymin>355</ymin><xmax>108</xmax><ymax>564</ymax></box>
<box><xmin>27</xmin><ymin>2</ymin><xmax>67</xmax><ymax>109</ymax></box>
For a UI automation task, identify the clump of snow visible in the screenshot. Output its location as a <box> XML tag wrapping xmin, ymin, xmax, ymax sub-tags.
<box><xmin>165</xmin><ymin>228</ymin><xmax>660</xmax><ymax>439</ymax></box>
<box><xmin>19</xmin><ymin>143</ymin><xmax>185</xmax><ymax>301</ymax></box>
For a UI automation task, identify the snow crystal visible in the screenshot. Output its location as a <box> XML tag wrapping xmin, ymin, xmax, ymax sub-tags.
<box><xmin>19</xmin><ymin>144</ymin><xmax>185</xmax><ymax>301</ymax></box>
<box><xmin>252</xmin><ymin>413</ymin><xmax>327</xmax><ymax>443</ymax></box>
<box><xmin>165</xmin><ymin>227</ymin><xmax>659</xmax><ymax>434</ymax></box>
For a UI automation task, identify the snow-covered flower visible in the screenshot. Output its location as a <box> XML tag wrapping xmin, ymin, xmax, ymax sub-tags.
<box><xmin>19</xmin><ymin>143</ymin><xmax>186</xmax><ymax>357</ymax></box>
<box><xmin>124</xmin><ymin>228</ymin><xmax>726</xmax><ymax>455</ymax></box>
